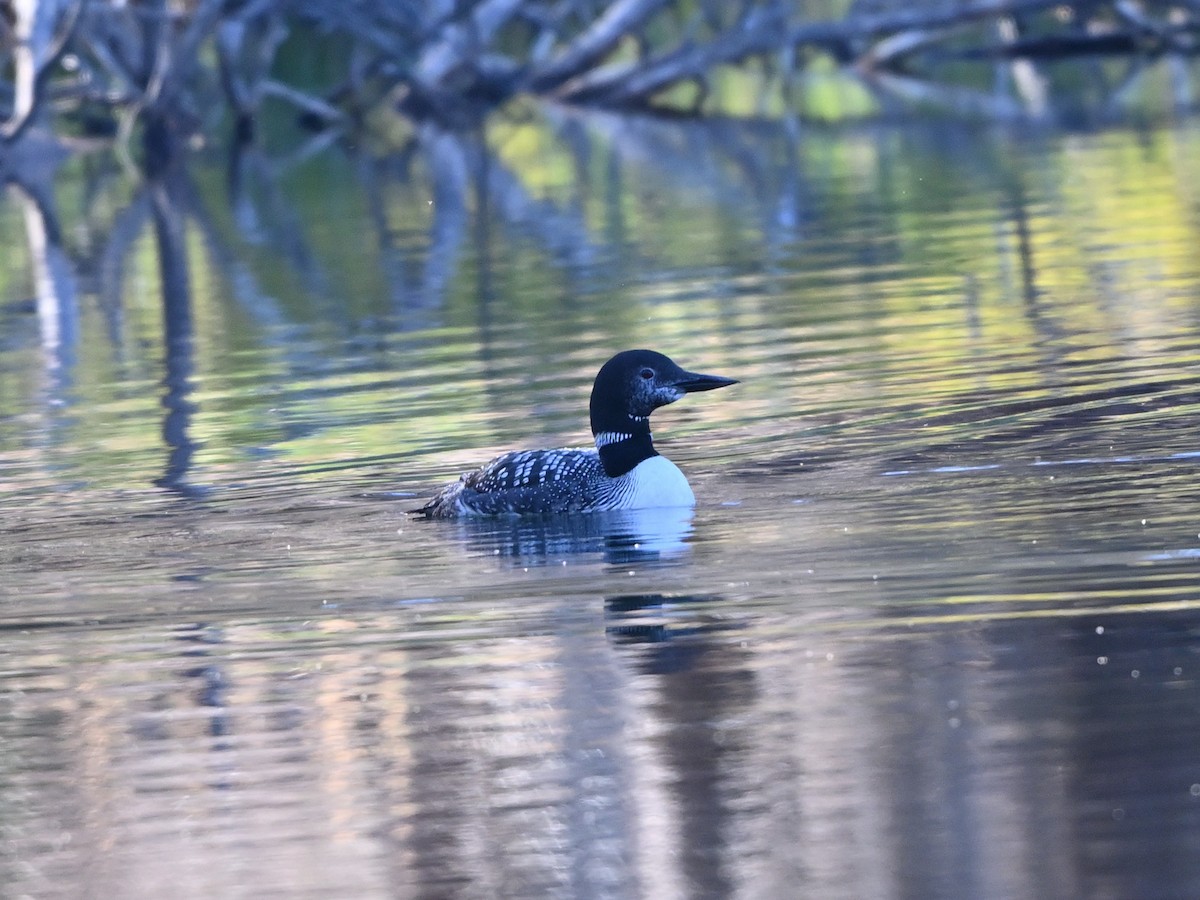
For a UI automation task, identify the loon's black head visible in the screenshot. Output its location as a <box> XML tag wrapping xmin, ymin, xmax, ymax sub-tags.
<box><xmin>589</xmin><ymin>349</ymin><xmax>738</xmax><ymax>441</ymax></box>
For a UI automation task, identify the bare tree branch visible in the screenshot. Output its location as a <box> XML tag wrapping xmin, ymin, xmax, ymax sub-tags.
<box><xmin>558</xmin><ymin>5</ymin><xmax>787</xmax><ymax>104</ymax></box>
<box><xmin>528</xmin><ymin>0</ymin><xmax>671</xmax><ymax>91</ymax></box>
<box><xmin>2</xmin><ymin>0</ymin><xmax>84</xmax><ymax>141</ymax></box>
<box><xmin>416</xmin><ymin>0</ymin><xmax>526</xmax><ymax>88</ymax></box>
<box><xmin>1</xmin><ymin>0</ymin><xmax>1195</xmax><ymax>139</ymax></box>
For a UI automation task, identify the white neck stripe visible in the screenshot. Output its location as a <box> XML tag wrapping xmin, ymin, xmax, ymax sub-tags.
<box><xmin>595</xmin><ymin>431</ymin><xmax>634</xmax><ymax>448</ymax></box>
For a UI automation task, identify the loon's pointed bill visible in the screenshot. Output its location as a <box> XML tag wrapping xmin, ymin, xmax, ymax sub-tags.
<box><xmin>415</xmin><ymin>349</ymin><xmax>737</xmax><ymax>518</ymax></box>
<box><xmin>672</xmin><ymin>371</ymin><xmax>739</xmax><ymax>393</ymax></box>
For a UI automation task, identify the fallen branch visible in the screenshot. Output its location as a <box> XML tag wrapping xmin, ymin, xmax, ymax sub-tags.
<box><xmin>2</xmin><ymin>0</ymin><xmax>1198</xmax><ymax>143</ymax></box>
<box><xmin>2</xmin><ymin>0</ymin><xmax>84</xmax><ymax>141</ymax></box>
<box><xmin>528</xmin><ymin>0</ymin><xmax>671</xmax><ymax>92</ymax></box>
<box><xmin>558</xmin><ymin>5</ymin><xmax>787</xmax><ymax>104</ymax></box>
<box><xmin>259</xmin><ymin>79</ymin><xmax>345</xmax><ymax>125</ymax></box>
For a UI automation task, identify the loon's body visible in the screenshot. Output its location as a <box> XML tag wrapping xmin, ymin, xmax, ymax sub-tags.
<box><xmin>416</xmin><ymin>350</ymin><xmax>737</xmax><ymax>518</ymax></box>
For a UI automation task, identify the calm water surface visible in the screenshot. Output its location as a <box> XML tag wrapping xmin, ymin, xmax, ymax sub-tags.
<box><xmin>3</xmin><ymin>109</ymin><xmax>1200</xmax><ymax>898</ymax></box>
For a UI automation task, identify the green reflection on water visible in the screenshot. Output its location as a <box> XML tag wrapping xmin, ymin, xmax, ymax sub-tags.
<box><xmin>0</xmin><ymin>112</ymin><xmax>1198</xmax><ymax>494</ymax></box>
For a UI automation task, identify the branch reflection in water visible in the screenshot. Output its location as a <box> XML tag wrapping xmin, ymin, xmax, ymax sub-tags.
<box><xmin>8</xmin><ymin>135</ymin><xmax>78</xmax><ymax>404</ymax></box>
<box><xmin>3</xmin><ymin>73</ymin><xmax>1200</xmax><ymax>899</ymax></box>
<box><xmin>145</xmin><ymin>116</ymin><xmax>204</xmax><ymax>497</ymax></box>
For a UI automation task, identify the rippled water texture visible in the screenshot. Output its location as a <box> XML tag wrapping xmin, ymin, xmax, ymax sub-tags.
<box><xmin>3</xmin><ymin>109</ymin><xmax>1200</xmax><ymax>898</ymax></box>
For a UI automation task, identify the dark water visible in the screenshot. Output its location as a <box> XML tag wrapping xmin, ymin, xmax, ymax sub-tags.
<box><xmin>3</xmin><ymin>107</ymin><xmax>1200</xmax><ymax>898</ymax></box>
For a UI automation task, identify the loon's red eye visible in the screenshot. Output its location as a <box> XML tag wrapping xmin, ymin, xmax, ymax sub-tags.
<box><xmin>639</xmin><ymin>368</ymin><xmax>654</xmax><ymax>380</ymax></box>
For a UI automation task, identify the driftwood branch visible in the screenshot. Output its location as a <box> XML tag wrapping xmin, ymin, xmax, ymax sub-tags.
<box><xmin>415</xmin><ymin>0</ymin><xmax>525</xmax><ymax>88</ymax></box>
<box><xmin>558</xmin><ymin>5</ymin><xmax>788</xmax><ymax>104</ymax></box>
<box><xmin>528</xmin><ymin>0</ymin><xmax>671</xmax><ymax>92</ymax></box>
<box><xmin>0</xmin><ymin>0</ymin><xmax>1196</xmax><ymax>144</ymax></box>
<box><xmin>2</xmin><ymin>0</ymin><xmax>84</xmax><ymax>141</ymax></box>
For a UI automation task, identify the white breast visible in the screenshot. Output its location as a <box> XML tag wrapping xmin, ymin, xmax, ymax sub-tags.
<box><xmin>617</xmin><ymin>456</ymin><xmax>696</xmax><ymax>509</ymax></box>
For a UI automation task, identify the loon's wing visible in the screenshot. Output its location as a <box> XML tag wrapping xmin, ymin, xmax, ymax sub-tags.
<box><xmin>464</xmin><ymin>448</ymin><xmax>599</xmax><ymax>491</ymax></box>
<box><xmin>416</xmin><ymin>448</ymin><xmax>604</xmax><ymax>517</ymax></box>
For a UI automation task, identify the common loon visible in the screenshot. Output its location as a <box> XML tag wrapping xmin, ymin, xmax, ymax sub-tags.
<box><xmin>415</xmin><ymin>349</ymin><xmax>737</xmax><ymax>517</ymax></box>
